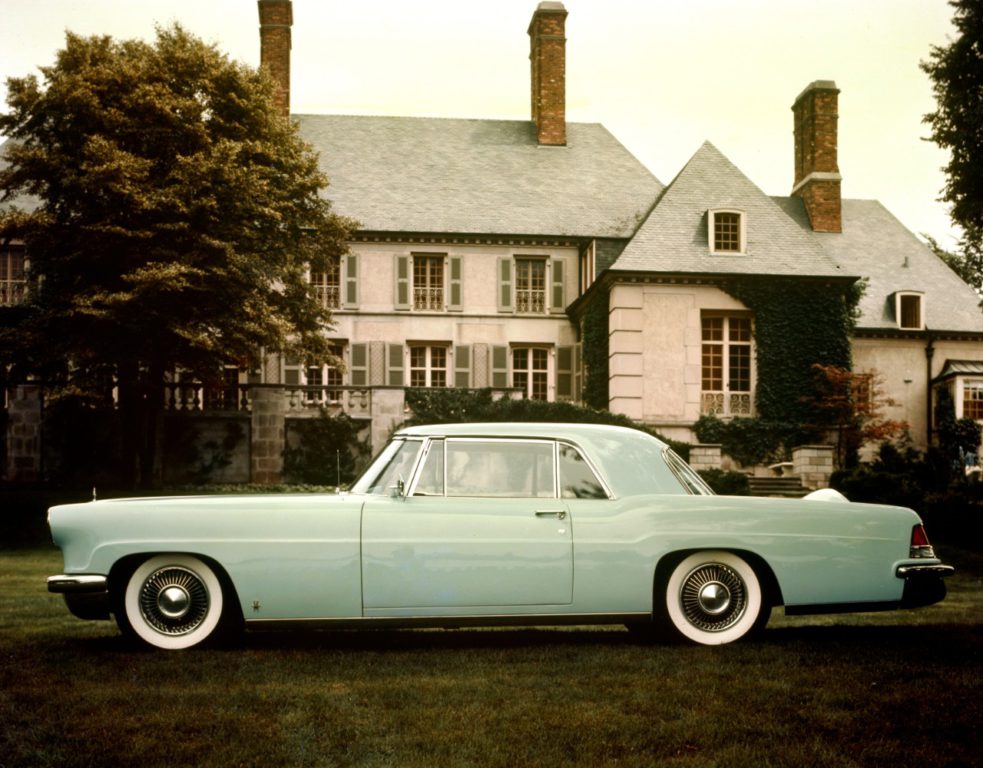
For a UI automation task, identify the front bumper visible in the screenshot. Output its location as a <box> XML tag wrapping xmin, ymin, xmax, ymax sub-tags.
<box><xmin>47</xmin><ymin>574</ymin><xmax>111</xmax><ymax>620</ymax></box>
<box><xmin>896</xmin><ymin>563</ymin><xmax>955</xmax><ymax>609</ymax></box>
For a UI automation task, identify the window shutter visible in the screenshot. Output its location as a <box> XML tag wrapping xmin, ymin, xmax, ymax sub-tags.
<box><xmin>573</xmin><ymin>343</ymin><xmax>583</xmax><ymax>402</ymax></box>
<box><xmin>497</xmin><ymin>257</ymin><xmax>513</xmax><ymax>312</ymax></box>
<box><xmin>386</xmin><ymin>343</ymin><xmax>404</xmax><ymax>386</ymax></box>
<box><xmin>343</xmin><ymin>253</ymin><xmax>359</xmax><ymax>309</ymax></box>
<box><xmin>556</xmin><ymin>346</ymin><xmax>574</xmax><ymax>400</ymax></box>
<box><xmin>448</xmin><ymin>255</ymin><xmax>463</xmax><ymax>311</ymax></box>
<box><xmin>551</xmin><ymin>259</ymin><xmax>565</xmax><ymax>313</ymax></box>
<box><xmin>491</xmin><ymin>345</ymin><xmax>509</xmax><ymax>389</ymax></box>
<box><xmin>454</xmin><ymin>345</ymin><xmax>471</xmax><ymax>388</ymax></box>
<box><xmin>350</xmin><ymin>343</ymin><xmax>369</xmax><ymax>386</ymax></box>
<box><xmin>394</xmin><ymin>255</ymin><xmax>410</xmax><ymax>310</ymax></box>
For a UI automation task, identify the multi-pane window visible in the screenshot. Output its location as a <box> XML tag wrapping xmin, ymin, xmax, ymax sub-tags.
<box><xmin>710</xmin><ymin>210</ymin><xmax>744</xmax><ymax>253</ymax></box>
<box><xmin>286</xmin><ymin>344</ymin><xmax>346</xmax><ymax>404</ymax></box>
<box><xmin>409</xmin><ymin>345</ymin><xmax>448</xmax><ymax>388</ymax></box>
<box><xmin>964</xmin><ymin>381</ymin><xmax>983</xmax><ymax>421</ymax></box>
<box><xmin>515</xmin><ymin>258</ymin><xmax>547</xmax><ymax>313</ymax></box>
<box><xmin>311</xmin><ymin>256</ymin><xmax>341</xmax><ymax>309</ymax></box>
<box><xmin>413</xmin><ymin>256</ymin><xmax>444</xmax><ymax>310</ymax></box>
<box><xmin>513</xmin><ymin>347</ymin><xmax>549</xmax><ymax>400</ymax></box>
<box><xmin>1</xmin><ymin>244</ymin><xmax>26</xmax><ymax>306</ymax></box>
<box><xmin>701</xmin><ymin>315</ymin><xmax>752</xmax><ymax>416</ymax></box>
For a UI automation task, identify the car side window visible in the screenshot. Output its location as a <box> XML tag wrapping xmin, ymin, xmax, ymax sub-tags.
<box><xmin>445</xmin><ymin>440</ymin><xmax>554</xmax><ymax>497</ymax></box>
<box><xmin>414</xmin><ymin>439</ymin><xmax>444</xmax><ymax>495</ymax></box>
<box><xmin>352</xmin><ymin>438</ymin><xmax>424</xmax><ymax>495</ymax></box>
<box><xmin>559</xmin><ymin>444</ymin><xmax>608</xmax><ymax>499</ymax></box>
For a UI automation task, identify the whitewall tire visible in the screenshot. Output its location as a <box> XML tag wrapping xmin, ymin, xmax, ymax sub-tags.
<box><xmin>124</xmin><ymin>555</ymin><xmax>224</xmax><ymax>650</ymax></box>
<box><xmin>663</xmin><ymin>551</ymin><xmax>763</xmax><ymax>645</ymax></box>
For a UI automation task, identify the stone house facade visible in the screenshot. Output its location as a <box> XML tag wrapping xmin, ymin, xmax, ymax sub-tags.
<box><xmin>4</xmin><ymin>0</ymin><xmax>983</xmax><ymax>482</ymax></box>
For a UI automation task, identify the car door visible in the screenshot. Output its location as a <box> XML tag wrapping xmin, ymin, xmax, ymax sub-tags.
<box><xmin>361</xmin><ymin>438</ymin><xmax>573</xmax><ymax>613</ymax></box>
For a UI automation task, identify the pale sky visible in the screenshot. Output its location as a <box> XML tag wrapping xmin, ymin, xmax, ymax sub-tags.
<box><xmin>0</xmin><ymin>0</ymin><xmax>961</xmax><ymax>247</ymax></box>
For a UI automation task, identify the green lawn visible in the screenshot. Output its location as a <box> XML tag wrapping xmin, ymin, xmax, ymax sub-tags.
<box><xmin>1</xmin><ymin>546</ymin><xmax>980</xmax><ymax>768</ymax></box>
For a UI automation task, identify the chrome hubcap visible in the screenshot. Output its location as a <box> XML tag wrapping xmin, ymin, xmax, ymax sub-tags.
<box><xmin>139</xmin><ymin>566</ymin><xmax>209</xmax><ymax>636</ymax></box>
<box><xmin>157</xmin><ymin>585</ymin><xmax>191</xmax><ymax>619</ymax></box>
<box><xmin>680</xmin><ymin>563</ymin><xmax>747</xmax><ymax>632</ymax></box>
<box><xmin>697</xmin><ymin>582</ymin><xmax>732</xmax><ymax>615</ymax></box>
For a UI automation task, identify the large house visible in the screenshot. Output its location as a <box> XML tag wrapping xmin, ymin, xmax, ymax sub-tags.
<box><xmin>4</xmin><ymin>0</ymin><xmax>983</xmax><ymax>481</ymax></box>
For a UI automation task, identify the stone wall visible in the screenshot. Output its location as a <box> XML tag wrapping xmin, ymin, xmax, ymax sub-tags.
<box><xmin>792</xmin><ymin>444</ymin><xmax>834</xmax><ymax>490</ymax></box>
<box><xmin>4</xmin><ymin>385</ymin><xmax>42</xmax><ymax>482</ymax></box>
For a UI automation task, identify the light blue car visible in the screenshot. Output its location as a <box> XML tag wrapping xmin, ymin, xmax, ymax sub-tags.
<box><xmin>47</xmin><ymin>422</ymin><xmax>953</xmax><ymax>649</ymax></box>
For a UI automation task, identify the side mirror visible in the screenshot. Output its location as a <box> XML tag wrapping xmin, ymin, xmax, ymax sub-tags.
<box><xmin>390</xmin><ymin>475</ymin><xmax>406</xmax><ymax>499</ymax></box>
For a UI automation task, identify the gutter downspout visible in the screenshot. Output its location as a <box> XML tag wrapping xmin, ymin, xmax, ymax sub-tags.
<box><xmin>925</xmin><ymin>330</ymin><xmax>935</xmax><ymax>447</ymax></box>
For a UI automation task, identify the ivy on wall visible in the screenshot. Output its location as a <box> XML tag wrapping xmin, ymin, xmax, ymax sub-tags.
<box><xmin>581</xmin><ymin>287</ymin><xmax>609</xmax><ymax>410</ymax></box>
<box><xmin>722</xmin><ymin>277</ymin><xmax>864</xmax><ymax>425</ymax></box>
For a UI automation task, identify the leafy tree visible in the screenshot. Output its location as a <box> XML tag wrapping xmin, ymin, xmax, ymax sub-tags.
<box><xmin>922</xmin><ymin>1</ymin><xmax>983</xmax><ymax>258</ymax></box>
<box><xmin>0</xmin><ymin>25</ymin><xmax>354</xmax><ymax>486</ymax></box>
<box><xmin>803</xmin><ymin>364</ymin><xmax>908</xmax><ymax>468</ymax></box>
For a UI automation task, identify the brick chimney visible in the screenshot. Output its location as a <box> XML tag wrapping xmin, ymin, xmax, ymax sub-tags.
<box><xmin>258</xmin><ymin>0</ymin><xmax>292</xmax><ymax>120</ymax></box>
<box><xmin>528</xmin><ymin>2</ymin><xmax>568</xmax><ymax>146</ymax></box>
<box><xmin>791</xmin><ymin>81</ymin><xmax>841</xmax><ymax>233</ymax></box>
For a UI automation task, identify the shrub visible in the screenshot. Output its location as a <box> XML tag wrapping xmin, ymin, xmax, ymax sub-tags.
<box><xmin>698</xmin><ymin>469</ymin><xmax>750</xmax><ymax>495</ymax></box>
<box><xmin>283</xmin><ymin>411</ymin><xmax>370</xmax><ymax>486</ymax></box>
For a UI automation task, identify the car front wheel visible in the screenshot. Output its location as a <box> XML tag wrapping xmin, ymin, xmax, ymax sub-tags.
<box><xmin>661</xmin><ymin>551</ymin><xmax>763</xmax><ymax>645</ymax></box>
<box><xmin>123</xmin><ymin>554</ymin><xmax>225</xmax><ymax>650</ymax></box>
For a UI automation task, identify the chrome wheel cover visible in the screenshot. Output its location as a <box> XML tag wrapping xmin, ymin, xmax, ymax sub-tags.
<box><xmin>678</xmin><ymin>562</ymin><xmax>748</xmax><ymax>633</ymax></box>
<box><xmin>139</xmin><ymin>566</ymin><xmax>210</xmax><ymax>636</ymax></box>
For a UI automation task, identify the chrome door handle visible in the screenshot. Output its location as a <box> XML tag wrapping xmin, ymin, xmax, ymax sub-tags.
<box><xmin>535</xmin><ymin>509</ymin><xmax>567</xmax><ymax>520</ymax></box>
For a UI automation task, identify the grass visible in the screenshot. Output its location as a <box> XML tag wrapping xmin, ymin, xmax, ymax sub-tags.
<box><xmin>1</xmin><ymin>546</ymin><xmax>980</xmax><ymax>768</ymax></box>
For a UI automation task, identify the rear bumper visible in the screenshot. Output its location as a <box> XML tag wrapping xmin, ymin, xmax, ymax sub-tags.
<box><xmin>47</xmin><ymin>574</ymin><xmax>110</xmax><ymax>621</ymax></box>
<box><xmin>896</xmin><ymin>563</ymin><xmax>955</xmax><ymax>609</ymax></box>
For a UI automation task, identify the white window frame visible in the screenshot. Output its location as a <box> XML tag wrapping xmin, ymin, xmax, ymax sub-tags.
<box><xmin>284</xmin><ymin>344</ymin><xmax>347</xmax><ymax>404</ymax></box>
<box><xmin>700</xmin><ymin>314</ymin><xmax>754</xmax><ymax>417</ymax></box>
<box><xmin>896</xmin><ymin>291</ymin><xmax>924</xmax><ymax>331</ymax></box>
<box><xmin>412</xmin><ymin>254</ymin><xmax>445</xmax><ymax>311</ymax></box>
<box><xmin>511</xmin><ymin>346</ymin><xmax>552</xmax><ymax>401</ymax></box>
<box><xmin>709</xmin><ymin>209</ymin><xmax>746</xmax><ymax>255</ymax></box>
<box><xmin>515</xmin><ymin>257</ymin><xmax>548</xmax><ymax>314</ymax></box>
<box><xmin>309</xmin><ymin>256</ymin><xmax>342</xmax><ymax>310</ymax></box>
<box><xmin>408</xmin><ymin>344</ymin><xmax>449</xmax><ymax>388</ymax></box>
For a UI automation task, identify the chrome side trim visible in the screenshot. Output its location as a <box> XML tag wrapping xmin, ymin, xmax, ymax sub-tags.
<box><xmin>245</xmin><ymin>611</ymin><xmax>651</xmax><ymax>631</ymax></box>
<box><xmin>47</xmin><ymin>574</ymin><xmax>108</xmax><ymax>593</ymax></box>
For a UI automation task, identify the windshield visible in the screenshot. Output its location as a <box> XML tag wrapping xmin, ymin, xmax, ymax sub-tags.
<box><xmin>350</xmin><ymin>438</ymin><xmax>424</xmax><ymax>495</ymax></box>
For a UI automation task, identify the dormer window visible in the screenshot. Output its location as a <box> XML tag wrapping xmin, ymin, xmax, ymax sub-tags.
<box><xmin>709</xmin><ymin>210</ymin><xmax>745</xmax><ymax>254</ymax></box>
<box><xmin>895</xmin><ymin>291</ymin><xmax>924</xmax><ymax>330</ymax></box>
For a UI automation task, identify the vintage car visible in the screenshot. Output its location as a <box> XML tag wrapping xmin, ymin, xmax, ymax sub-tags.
<box><xmin>47</xmin><ymin>422</ymin><xmax>953</xmax><ymax>650</ymax></box>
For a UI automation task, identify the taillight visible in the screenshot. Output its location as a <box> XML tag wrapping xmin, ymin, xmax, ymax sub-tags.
<box><xmin>910</xmin><ymin>524</ymin><xmax>936</xmax><ymax>559</ymax></box>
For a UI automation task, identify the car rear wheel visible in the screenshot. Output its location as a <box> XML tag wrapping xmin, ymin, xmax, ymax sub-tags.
<box><xmin>661</xmin><ymin>551</ymin><xmax>763</xmax><ymax>645</ymax></box>
<box><xmin>123</xmin><ymin>555</ymin><xmax>224</xmax><ymax>650</ymax></box>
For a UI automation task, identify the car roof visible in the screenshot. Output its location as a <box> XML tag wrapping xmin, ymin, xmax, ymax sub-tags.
<box><xmin>394</xmin><ymin>422</ymin><xmax>667</xmax><ymax>445</ymax></box>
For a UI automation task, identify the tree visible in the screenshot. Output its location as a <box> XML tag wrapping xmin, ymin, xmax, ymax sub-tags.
<box><xmin>921</xmin><ymin>1</ymin><xmax>983</xmax><ymax>256</ymax></box>
<box><xmin>0</xmin><ymin>26</ymin><xmax>354</xmax><ymax>486</ymax></box>
<box><xmin>804</xmin><ymin>364</ymin><xmax>909</xmax><ymax>469</ymax></box>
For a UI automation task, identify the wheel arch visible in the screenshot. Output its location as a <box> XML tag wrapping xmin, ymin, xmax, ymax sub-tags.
<box><xmin>108</xmin><ymin>551</ymin><xmax>243</xmax><ymax>623</ymax></box>
<box><xmin>653</xmin><ymin>548</ymin><xmax>784</xmax><ymax>609</ymax></box>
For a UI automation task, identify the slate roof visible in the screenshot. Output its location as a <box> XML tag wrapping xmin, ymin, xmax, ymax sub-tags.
<box><xmin>295</xmin><ymin>114</ymin><xmax>663</xmax><ymax>239</ymax></box>
<box><xmin>806</xmin><ymin>198</ymin><xmax>983</xmax><ymax>334</ymax></box>
<box><xmin>608</xmin><ymin>140</ymin><xmax>983</xmax><ymax>335</ymax></box>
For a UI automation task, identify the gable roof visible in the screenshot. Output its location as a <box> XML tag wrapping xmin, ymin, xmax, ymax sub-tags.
<box><xmin>296</xmin><ymin>114</ymin><xmax>663</xmax><ymax>239</ymax></box>
<box><xmin>609</xmin><ymin>141</ymin><xmax>849</xmax><ymax>279</ymax></box>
